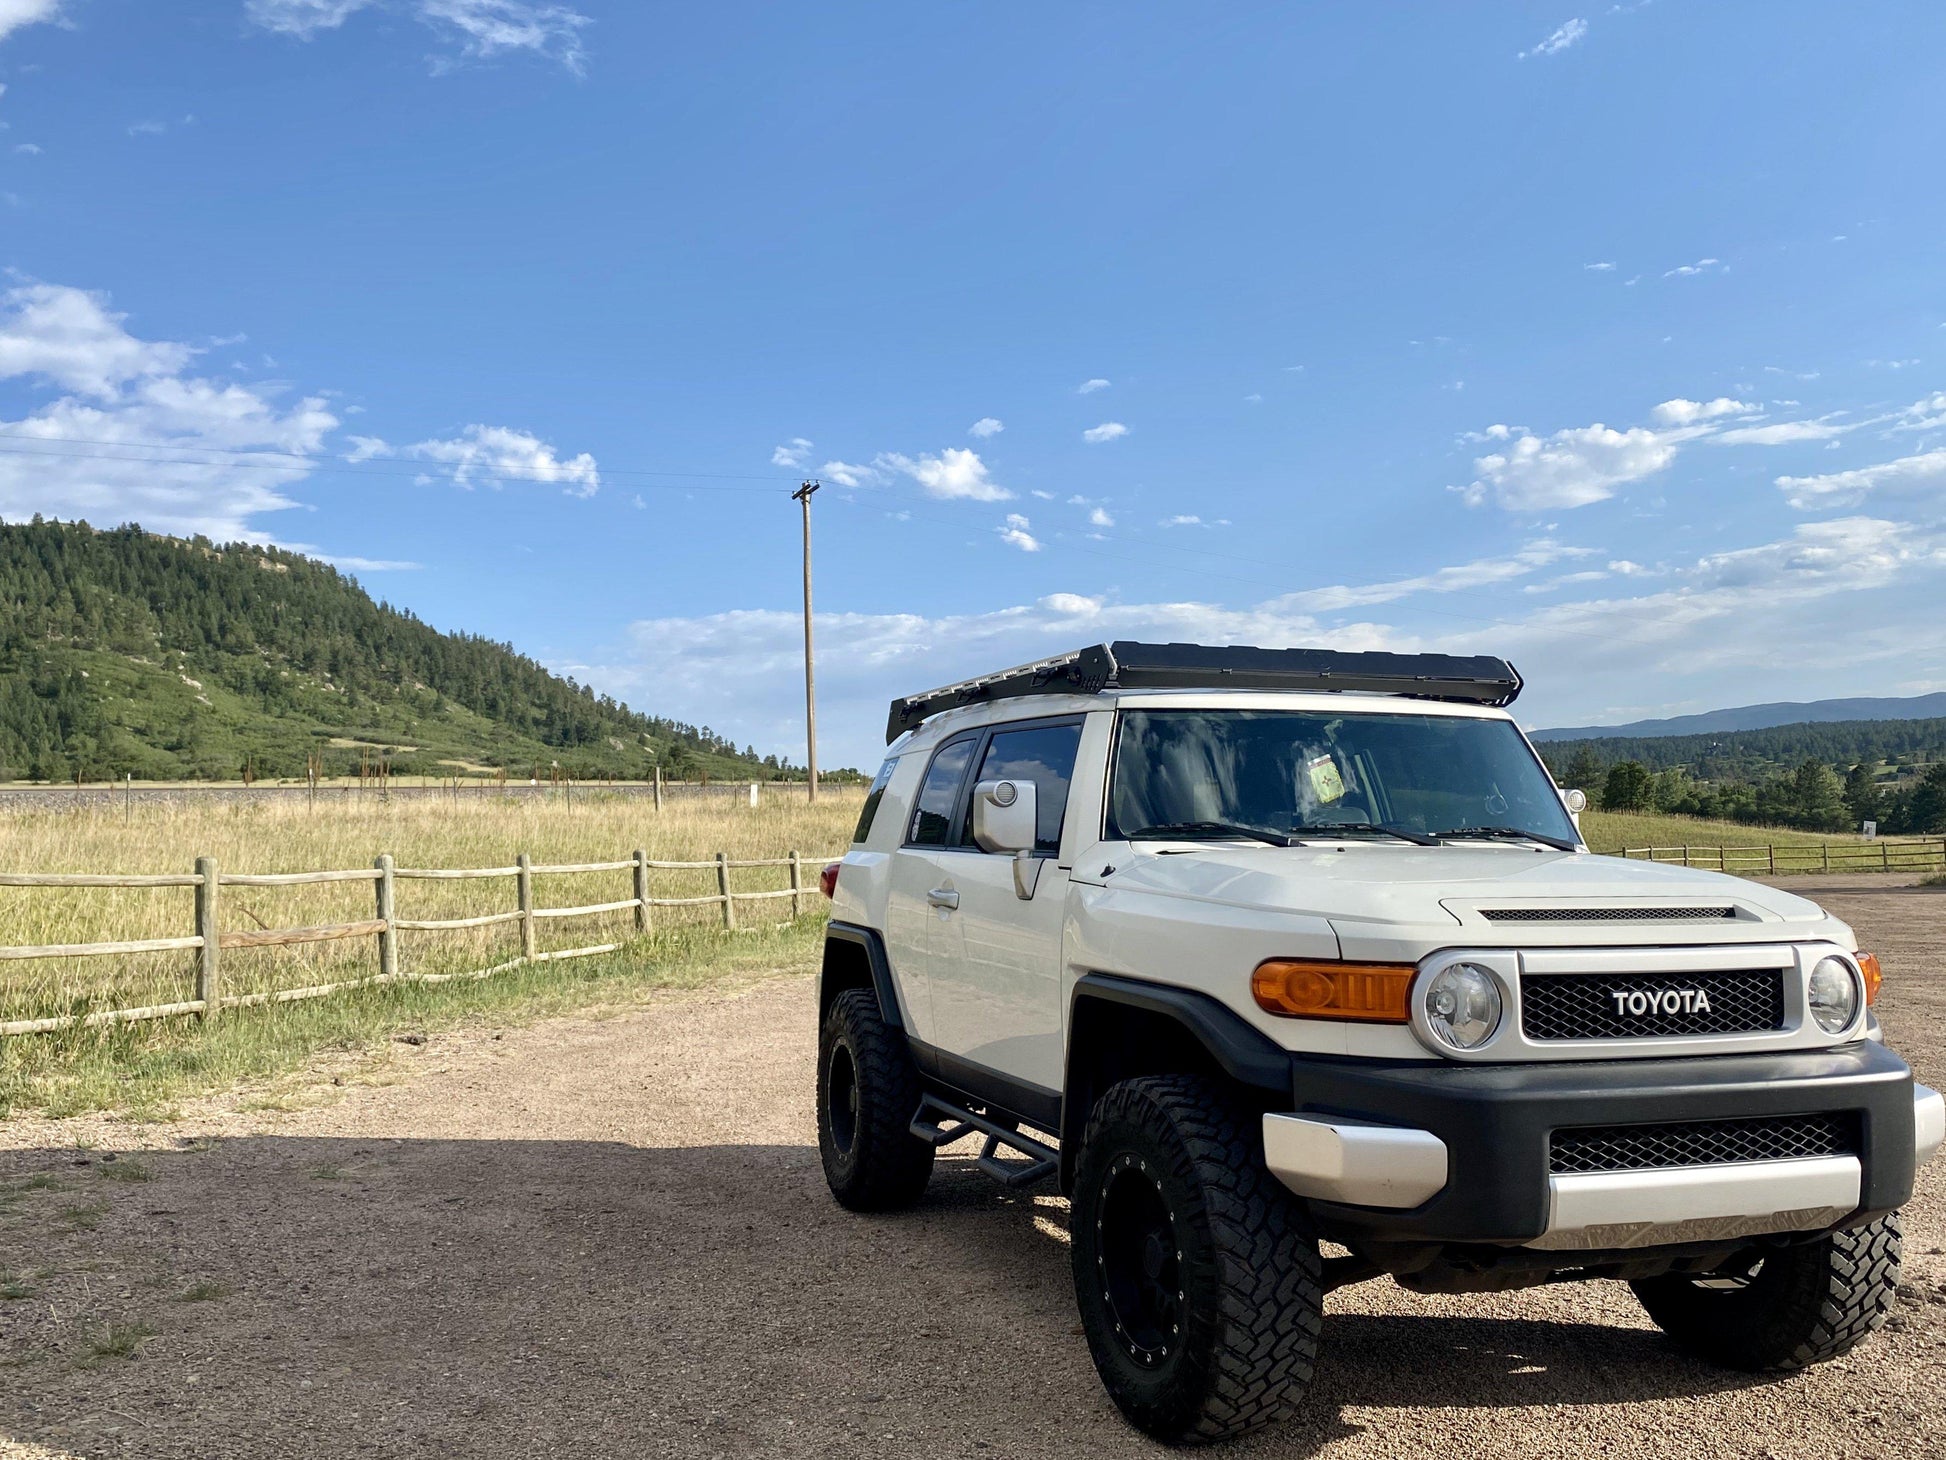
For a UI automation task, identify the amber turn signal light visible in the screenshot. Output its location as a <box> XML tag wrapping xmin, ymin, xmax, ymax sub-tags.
<box><xmin>1857</xmin><ymin>951</ymin><xmax>1883</xmax><ymax>1005</ymax></box>
<box><xmin>1251</xmin><ymin>959</ymin><xmax>1413</xmax><ymax>1023</ymax></box>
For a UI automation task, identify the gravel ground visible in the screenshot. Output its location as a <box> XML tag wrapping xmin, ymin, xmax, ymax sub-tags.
<box><xmin>1</xmin><ymin>876</ymin><xmax>1942</xmax><ymax>1459</ymax></box>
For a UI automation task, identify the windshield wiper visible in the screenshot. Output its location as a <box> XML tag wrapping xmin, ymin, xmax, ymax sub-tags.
<box><xmin>1126</xmin><ymin>820</ymin><xmax>1293</xmax><ymax>848</ymax></box>
<box><xmin>1290</xmin><ymin>821</ymin><xmax>1440</xmax><ymax>847</ymax></box>
<box><xmin>1434</xmin><ymin>825</ymin><xmax>1579</xmax><ymax>853</ymax></box>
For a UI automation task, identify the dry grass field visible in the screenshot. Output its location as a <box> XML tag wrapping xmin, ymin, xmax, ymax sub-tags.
<box><xmin>0</xmin><ymin>791</ymin><xmax>864</xmax><ymax>1117</ymax></box>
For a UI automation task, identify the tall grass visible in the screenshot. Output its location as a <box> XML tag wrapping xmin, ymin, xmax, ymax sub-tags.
<box><xmin>0</xmin><ymin>791</ymin><xmax>863</xmax><ymax>1115</ymax></box>
<box><xmin>1578</xmin><ymin>809</ymin><xmax>1908</xmax><ymax>856</ymax></box>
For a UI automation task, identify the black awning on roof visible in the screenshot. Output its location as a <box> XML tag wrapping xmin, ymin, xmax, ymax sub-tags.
<box><xmin>885</xmin><ymin>641</ymin><xmax>1522</xmax><ymax>742</ymax></box>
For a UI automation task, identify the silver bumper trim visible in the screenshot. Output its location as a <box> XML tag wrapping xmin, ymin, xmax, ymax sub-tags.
<box><xmin>1916</xmin><ymin>1084</ymin><xmax>1944</xmax><ymax>1168</ymax></box>
<box><xmin>1262</xmin><ymin>1113</ymin><xmax>1449</xmax><ymax>1209</ymax></box>
<box><xmin>1530</xmin><ymin>1155</ymin><xmax>1861</xmax><ymax>1251</ymax></box>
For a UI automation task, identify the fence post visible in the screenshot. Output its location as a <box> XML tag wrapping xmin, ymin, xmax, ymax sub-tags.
<box><xmin>1821</xmin><ymin>842</ymin><xmax>1830</xmax><ymax>873</ymax></box>
<box><xmin>654</xmin><ymin>766</ymin><xmax>663</xmax><ymax>811</ymax></box>
<box><xmin>374</xmin><ymin>854</ymin><xmax>397</xmax><ymax>980</ymax></box>
<box><xmin>633</xmin><ymin>848</ymin><xmax>651</xmax><ymax>935</ymax></box>
<box><xmin>195</xmin><ymin>856</ymin><xmax>220</xmax><ymax>1018</ymax></box>
<box><xmin>1767</xmin><ymin>844</ymin><xmax>1775</xmax><ymax>875</ymax></box>
<box><xmin>790</xmin><ymin>849</ymin><xmax>803</xmax><ymax>920</ymax></box>
<box><xmin>517</xmin><ymin>852</ymin><xmax>536</xmax><ymax>960</ymax></box>
<box><xmin>716</xmin><ymin>851</ymin><xmax>737</xmax><ymax>930</ymax></box>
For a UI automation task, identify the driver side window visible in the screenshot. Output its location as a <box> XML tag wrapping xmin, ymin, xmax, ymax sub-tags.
<box><xmin>959</xmin><ymin>719</ymin><xmax>1083</xmax><ymax>855</ymax></box>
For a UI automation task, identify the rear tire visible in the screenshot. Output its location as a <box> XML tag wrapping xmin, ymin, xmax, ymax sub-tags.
<box><xmin>1630</xmin><ymin>1214</ymin><xmax>1902</xmax><ymax>1371</ymax></box>
<box><xmin>1070</xmin><ymin>1075</ymin><xmax>1322</xmax><ymax>1444</ymax></box>
<box><xmin>817</xmin><ymin>988</ymin><xmax>933</xmax><ymax>1211</ymax></box>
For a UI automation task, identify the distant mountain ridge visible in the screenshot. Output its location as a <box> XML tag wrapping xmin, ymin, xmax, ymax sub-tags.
<box><xmin>1532</xmin><ymin>692</ymin><xmax>1946</xmax><ymax>743</ymax></box>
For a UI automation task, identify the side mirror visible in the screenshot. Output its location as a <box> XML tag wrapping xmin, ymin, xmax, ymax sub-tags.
<box><xmin>1562</xmin><ymin>788</ymin><xmax>1588</xmax><ymax>814</ymax></box>
<box><xmin>972</xmin><ymin>778</ymin><xmax>1038</xmax><ymax>855</ymax></box>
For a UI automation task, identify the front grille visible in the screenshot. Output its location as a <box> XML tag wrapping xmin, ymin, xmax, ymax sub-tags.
<box><xmin>1483</xmin><ymin>906</ymin><xmax>1737</xmax><ymax>923</ymax></box>
<box><xmin>1520</xmin><ymin>968</ymin><xmax>1784</xmax><ymax>1041</ymax></box>
<box><xmin>1550</xmin><ymin>1114</ymin><xmax>1854</xmax><ymax>1174</ymax></box>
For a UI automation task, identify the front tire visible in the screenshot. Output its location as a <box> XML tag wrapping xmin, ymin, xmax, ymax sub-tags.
<box><xmin>1630</xmin><ymin>1214</ymin><xmax>1902</xmax><ymax>1371</ymax></box>
<box><xmin>1070</xmin><ymin>1075</ymin><xmax>1322</xmax><ymax>1444</ymax></box>
<box><xmin>817</xmin><ymin>988</ymin><xmax>934</xmax><ymax>1211</ymax></box>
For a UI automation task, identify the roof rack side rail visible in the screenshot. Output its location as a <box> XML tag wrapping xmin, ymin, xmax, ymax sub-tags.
<box><xmin>885</xmin><ymin>642</ymin><xmax>1521</xmax><ymax>742</ymax></box>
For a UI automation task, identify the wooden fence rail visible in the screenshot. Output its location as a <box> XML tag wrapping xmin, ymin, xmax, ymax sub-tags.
<box><xmin>1621</xmin><ymin>839</ymin><xmax>1946</xmax><ymax>874</ymax></box>
<box><xmin>0</xmin><ymin>846</ymin><xmax>842</xmax><ymax>1039</ymax></box>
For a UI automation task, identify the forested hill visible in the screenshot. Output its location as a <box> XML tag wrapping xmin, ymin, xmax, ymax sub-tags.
<box><xmin>1535</xmin><ymin>716</ymin><xmax>1946</xmax><ymax>782</ymax></box>
<box><xmin>0</xmin><ymin>518</ymin><xmax>792</xmax><ymax>783</ymax></box>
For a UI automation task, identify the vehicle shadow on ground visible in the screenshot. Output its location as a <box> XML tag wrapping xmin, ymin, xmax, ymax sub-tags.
<box><xmin>0</xmin><ymin>1136</ymin><xmax>1783</xmax><ymax>1460</ymax></box>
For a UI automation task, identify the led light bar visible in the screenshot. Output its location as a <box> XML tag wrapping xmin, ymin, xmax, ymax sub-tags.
<box><xmin>885</xmin><ymin>641</ymin><xmax>1522</xmax><ymax>742</ymax></box>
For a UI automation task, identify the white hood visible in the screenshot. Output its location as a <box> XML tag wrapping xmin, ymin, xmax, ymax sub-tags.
<box><xmin>1098</xmin><ymin>842</ymin><xmax>1835</xmax><ymax>950</ymax></box>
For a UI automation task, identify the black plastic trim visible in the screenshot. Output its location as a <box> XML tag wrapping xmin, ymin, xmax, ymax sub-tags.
<box><xmin>1285</xmin><ymin>1039</ymin><xmax>1916</xmax><ymax>1246</ymax></box>
<box><xmin>1069</xmin><ymin>972</ymin><xmax>1294</xmax><ymax>1095</ymax></box>
<box><xmin>820</xmin><ymin>921</ymin><xmax>904</xmax><ymax>1030</ymax></box>
<box><xmin>906</xmin><ymin>1035</ymin><xmax>1063</xmax><ymax>1132</ymax></box>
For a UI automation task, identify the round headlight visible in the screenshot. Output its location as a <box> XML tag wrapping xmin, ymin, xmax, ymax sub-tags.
<box><xmin>1423</xmin><ymin>962</ymin><xmax>1502</xmax><ymax>1050</ymax></box>
<box><xmin>1808</xmin><ymin>957</ymin><xmax>1861</xmax><ymax>1035</ymax></box>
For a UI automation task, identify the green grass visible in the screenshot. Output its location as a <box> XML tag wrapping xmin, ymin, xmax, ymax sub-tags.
<box><xmin>0</xmin><ymin>916</ymin><xmax>826</xmax><ymax>1119</ymax></box>
<box><xmin>79</xmin><ymin>1320</ymin><xmax>155</xmax><ymax>1362</ymax></box>
<box><xmin>173</xmin><ymin>1281</ymin><xmax>230</xmax><ymax>1303</ymax></box>
<box><xmin>1579</xmin><ymin>809</ymin><xmax>1870</xmax><ymax>854</ymax></box>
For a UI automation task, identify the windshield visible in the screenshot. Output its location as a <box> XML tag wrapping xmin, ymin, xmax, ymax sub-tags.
<box><xmin>1107</xmin><ymin>708</ymin><xmax>1579</xmax><ymax>846</ymax></box>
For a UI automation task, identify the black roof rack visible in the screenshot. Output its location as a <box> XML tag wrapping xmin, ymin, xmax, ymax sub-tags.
<box><xmin>885</xmin><ymin>641</ymin><xmax>1522</xmax><ymax>742</ymax></box>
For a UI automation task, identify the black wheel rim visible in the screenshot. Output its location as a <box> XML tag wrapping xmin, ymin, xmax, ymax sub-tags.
<box><xmin>1096</xmin><ymin>1152</ymin><xmax>1183</xmax><ymax>1368</ymax></box>
<box><xmin>827</xmin><ymin>1043</ymin><xmax>860</xmax><ymax>1156</ymax></box>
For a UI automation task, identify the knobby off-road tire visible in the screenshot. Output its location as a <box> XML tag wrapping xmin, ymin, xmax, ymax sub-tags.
<box><xmin>1070</xmin><ymin>1075</ymin><xmax>1323</xmax><ymax>1444</ymax></box>
<box><xmin>1630</xmin><ymin>1214</ymin><xmax>1902</xmax><ymax>1371</ymax></box>
<box><xmin>817</xmin><ymin>988</ymin><xmax>934</xmax><ymax>1212</ymax></box>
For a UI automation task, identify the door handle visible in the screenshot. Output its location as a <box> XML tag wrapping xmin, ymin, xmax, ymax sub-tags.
<box><xmin>926</xmin><ymin>887</ymin><xmax>960</xmax><ymax>910</ymax></box>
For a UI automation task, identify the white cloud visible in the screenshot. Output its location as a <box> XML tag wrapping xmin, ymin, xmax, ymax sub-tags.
<box><xmin>0</xmin><ymin>0</ymin><xmax>61</xmax><ymax>43</ymax></box>
<box><xmin>581</xmin><ymin>516</ymin><xmax>1946</xmax><ymax>767</ymax></box>
<box><xmin>1082</xmin><ymin>421</ymin><xmax>1128</xmax><ymax>444</ymax></box>
<box><xmin>1650</xmin><ymin>397</ymin><xmax>1753</xmax><ymax>425</ymax></box>
<box><xmin>127</xmin><ymin>120</ymin><xmax>168</xmax><ymax>137</ymax></box>
<box><xmin>1663</xmin><ymin>257</ymin><xmax>1725</xmax><ymax>278</ymax></box>
<box><xmin>1519</xmin><ymin>17</ymin><xmax>1587</xmax><ymax>58</ymax></box>
<box><xmin>14</xmin><ymin>142</ymin><xmax>43</xmax><ymax>155</ymax></box>
<box><xmin>344</xmin><ymin>434</ymin><xmax>389</xmax><ymax>462</ymax></box>
<box><xmin>1460</xmin><ymin>422</ymin><xmax>1687</xmax><ymax>511</ymax></box>
<box><xmin>817</xmin><ymin>459</ymin><xmax>878</xmax><ymax>489</ymax></box>
<box><xmin>1584</xmin><ymin>261</ymin><xmax>1615</xmax><ymax>272</ymax></box>
<box><xmin>875</xmin><ymin>446</ymin><xmax>1010</xmax><ymax>501</ymax></box>
<box><xmin>1087</xmin><ymin>506</ymin><xmax>1114</xmax><ymax>528</ymax></box>
<box><xmin>1713</xmin><ymin>418</ymin><xmax>1850</xmax><ymax>446</ymax></box>
<box><xmin>1774</xmin><ymin>449</ymin><xmax>1946</xmax><ymax>509</ymax></box>
<box><xmin>403</xmin><ymin>424</ymin><xmax>600</xmax><ymax>496</ymax></box>
<box><xmin>1893</xmin><ymin>392</ymin><xmax>1946</xmax><ymax>434</ymax></box>
<box><xmin>996</xmin><ymin>513</ymin><xmax>1040</xmax><ymax>552</ymax></box>
<box><xmin>1077</xmin><ymin>378</ymin><xmax>1110</xmax><ymax>394</ymax></box>
<box><xmin>247</xmin><ymin>0</ymin><xmax>589</xmax><ymax>70</ymax></box>
<box><xmin>1243</xmin><ymin>392</ymin><xmax>1263</xmax><ymax>404</ymax></box>
<box><xmin>770</xmin><ymin>437</ymin><xmax>812</xmax><ymax>469</ymax></box>
<box><xmin>1279</xmin><ymin>539</ymin><xmax>1593</xmax><ymax>613</ymax></box>
<box><xmin>0</xmin><ymin>283</ymin><xmax>196</xmax><ymax>397</ymax></box>
<box><xmin>967</xmin><ymin>417</ymin><xmax>1004</xmax><ymax>438</ymax></box>
<box><xmin>0</xmin><ymin>282</ymin><xmax>336</xmax><ymax>539</ymax></box>
<box><xmin>1159</xmin><ymin>514</ymin><xmax>1229</xmax><ymax>528</ymax></box>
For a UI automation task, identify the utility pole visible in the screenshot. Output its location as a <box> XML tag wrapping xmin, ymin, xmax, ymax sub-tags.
<box><xmin>792</xmin><ymin>479</ymin><xmax>821</xmax><ymax>802</ymax></box>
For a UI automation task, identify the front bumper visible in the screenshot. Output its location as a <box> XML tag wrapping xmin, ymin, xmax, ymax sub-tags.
<box><xmin>1261</xmin><ymin>1040</ymin><xmax>1928</xmax><ymax>1249</ymax></box>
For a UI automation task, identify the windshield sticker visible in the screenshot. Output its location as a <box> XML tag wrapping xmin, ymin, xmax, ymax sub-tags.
<box><xmin>1306</xmin><ymin>754</ymin><xmax>1346</xmax><ymax>804</ymax></box>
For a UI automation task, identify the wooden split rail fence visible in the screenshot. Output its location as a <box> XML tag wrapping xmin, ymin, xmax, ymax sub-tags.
<box><xmin>1621</xmin><ymin>839</ymin><xmax>1946</xmax><ymax>875</ymax></box>
<box><xmin>0</xmin><ymin>848</ymin><xmax>842</xmax><ymax>1038</ymax></box>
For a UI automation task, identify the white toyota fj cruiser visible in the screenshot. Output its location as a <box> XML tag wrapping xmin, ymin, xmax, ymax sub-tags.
<box><xmin>814</xmin><ymin>642</ymin><xmax>1943</xmax><ymax>1444</ymax></box>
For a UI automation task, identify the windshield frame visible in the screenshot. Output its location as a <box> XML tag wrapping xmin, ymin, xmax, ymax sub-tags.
<box><xmin>1101</xmin><ymin>702</ymin><xmax>1582</xmax><ymax>848</ymax></box>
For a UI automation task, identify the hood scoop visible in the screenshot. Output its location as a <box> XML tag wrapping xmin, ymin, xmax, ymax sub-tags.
<box><xmin>1479</xmin><ymin>905</ymin><xmax>1739</xmax><ymax>923</ymax></box>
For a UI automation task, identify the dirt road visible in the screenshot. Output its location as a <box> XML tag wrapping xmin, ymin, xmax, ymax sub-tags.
<box><xmin>2</xmin><ymin>877</ymin><xmax>1943</xmax><ymax>1459</ymax></box>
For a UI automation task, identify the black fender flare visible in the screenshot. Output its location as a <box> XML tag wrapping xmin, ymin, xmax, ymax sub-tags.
<box><xmin>820</xmin><ymin>921</ymin><xmax>905</xmax><ymax>1029</ymax></box>
<box><xmin>1061</xmin><ymin>971</ymin><xmax>1292</xmax><ymax>1182</ymax></box>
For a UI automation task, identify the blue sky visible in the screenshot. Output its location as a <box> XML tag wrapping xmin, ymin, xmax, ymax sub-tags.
<box><xmin>2</xmin><ymin>1</ymin><xmax>1944</xmax><ymax>768</ymax></box>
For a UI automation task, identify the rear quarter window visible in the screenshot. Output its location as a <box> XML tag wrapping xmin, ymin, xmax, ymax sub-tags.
<box><xmin>852</xmin><ymin>756</ymin><xmax>899</xmax><ymax>844</ymax></box>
